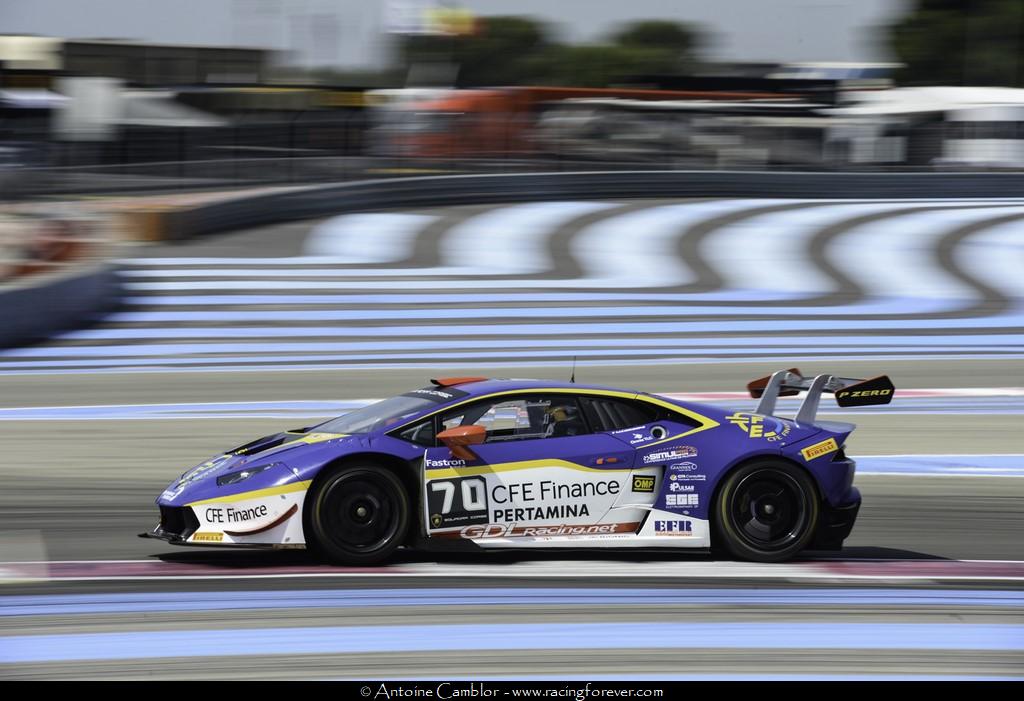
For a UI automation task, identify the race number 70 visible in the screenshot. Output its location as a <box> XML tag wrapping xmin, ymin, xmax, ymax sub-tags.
<box><xmin>429</xmin><ymin>476</ymin><xmax>487</xmax><ymax>514</ymax></box>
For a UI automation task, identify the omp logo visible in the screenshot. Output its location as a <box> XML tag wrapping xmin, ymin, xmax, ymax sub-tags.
<box><xmin>191</xmin><ymin>532</ymin><xmax>223</xmax><ymax>542</ymax></box>
<box><xmin>837</xmin><ymin>389</ymin><xmax>892</xmax><ymax>398</ymax></box>
<box><xmin>725</xmin><ymin>413</ymin><xmax>791</xmax><ymax>442</ymax></box>
<box><xmin>632</xmin><ymin>475</ymin><xmax>656</xmax><ymax>493</ymax></box>
<box><xmin>801</xmin><ymin>437</ymin><xmax>839</xmax><ymax>461</ymax></box>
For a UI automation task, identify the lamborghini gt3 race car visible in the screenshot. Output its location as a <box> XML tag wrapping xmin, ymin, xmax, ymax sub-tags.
<box><xmin>144</xmin><ymin>370</ymin><xmax>894</xmax><ymax>563</ymax></box>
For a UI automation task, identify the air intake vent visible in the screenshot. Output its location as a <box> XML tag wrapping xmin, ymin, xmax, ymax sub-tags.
<box><xmin>158</xmin><ymin>505</ymin><xmax>200</xmax><ymax>540</ymax></box>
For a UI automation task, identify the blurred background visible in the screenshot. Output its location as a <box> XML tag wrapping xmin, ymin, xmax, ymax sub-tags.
<box><xmin>1</xmin><ymin>0</ymin><xmax>1023</xmax><ymax>682</ymax></box>
<box><xmin>3</xmin><ymin>0</ymin><xmax>1024</xmax><ymax>198</ymax></box>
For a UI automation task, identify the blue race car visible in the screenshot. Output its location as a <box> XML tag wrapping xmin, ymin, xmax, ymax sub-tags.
<box><xmin>144</xmin><ymin>370</ymin><xmax>893</xmax><ymax>563</ymax></box>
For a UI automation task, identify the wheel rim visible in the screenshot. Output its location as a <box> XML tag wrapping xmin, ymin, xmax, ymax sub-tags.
<box><xmin>319</xmin><ymin>473</ymin><xmax>400</xmax><ymax>554</ymax></box>
<box><xmin>727</xmin><ymin>469</ymin><xmax>810</xmax><ymax>552</ymax></box>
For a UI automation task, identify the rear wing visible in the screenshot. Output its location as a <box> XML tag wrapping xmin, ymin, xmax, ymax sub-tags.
<box><xmin>746</xmin><ymin>368</ymin><xmax>894</xmax><ymax>424</ymax></box>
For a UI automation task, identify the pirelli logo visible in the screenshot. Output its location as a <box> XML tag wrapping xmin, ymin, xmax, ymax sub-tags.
<box><xmin>801</xmin><ymin>437</ymin><xmax>839</xmax><ymax>462</ymax></box>
<box><xmin>632</xmin><ymin>475</ymin><xmax>656</xmax><ymax>493</ymax></box>
<box><xmin>192</xmin><ymin>532</ymin><xmax>224</xmax><ymax>542</ymax></box>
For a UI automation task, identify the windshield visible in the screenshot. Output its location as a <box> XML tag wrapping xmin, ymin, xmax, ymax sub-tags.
<box><xmin>312</xmin><ymin>395</ymin><xmax>436</xmax><ymax>435</ymax></box>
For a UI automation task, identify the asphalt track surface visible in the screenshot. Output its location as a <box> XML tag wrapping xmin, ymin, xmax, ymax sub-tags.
<box><xmin>2</xmin><ymin>201</ymin><xmax>1023</xmax><ymax>679</ymax></box>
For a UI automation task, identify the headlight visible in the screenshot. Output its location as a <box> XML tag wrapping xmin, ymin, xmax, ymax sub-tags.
<box><xmin>216</xmin><ymin>463</ymin><xmax>276</xmax><ymax>487</ymax></box>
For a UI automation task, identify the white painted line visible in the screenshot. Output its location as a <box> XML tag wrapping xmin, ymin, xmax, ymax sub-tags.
<box><xmin>303</xmin><ymin>212</ymin><xmax>436</xmax><ymax>262</ymax></box>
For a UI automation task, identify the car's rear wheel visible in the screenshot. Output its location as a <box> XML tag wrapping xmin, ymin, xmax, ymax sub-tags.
<box><xmin>714</xmin><ymin>460</ymin><xmax>819</xmax><ymax>562</ymax></box>
<box><xmin>308</xmin><ymin>466</ymin><xmax>409</xmax><ymax>565</ymax></box>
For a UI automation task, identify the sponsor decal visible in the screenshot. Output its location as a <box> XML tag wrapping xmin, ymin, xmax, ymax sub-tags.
<box><xmin>160</xmin><ymin>485</ymin><xmax>185</xmax><ymax>502</ymax></box>
<box><xmin>668</xmin><ymin>461</ymin><xmax>698</xmax><ymax>472</ymax></box>
<box><xmin>177</xmin><ymin>455</ymin><xmax>230</xmax><ymax>486</ymax></box>
<box><xmin>404</xmin><ymin>387</ymin><xmax>468</xmax><ymax>403</ymax></box>
<box><xmin>192</xmin><ymin>532</ymin><xmax>223</xmax><ymax>543</ymax></box>
<box><xmin>456</xmin><ymin>522</ymin><xmax>639</xmax><ymax>539</ymax></box>
<box><xmin>835</xmin><ymin>377</ymin><xmax>895</xmax><ymax>407</ymax></box>
<box><xmin>654</xmin><ymin>520</ymin><xmax>693</xmax><ymax>536</ymax></box>
<box><xmin>725</xmin><ymin>412</ymin><xmax>792</xmax><ymax>442</ymax></box>
<box><xmin>838</xmin><ymin>388</ymin><xmax>892</xmax><ymax>399</ymax></box>
<box><xmin>632</xmin><ymin>475</ymin><xmax>656</xmax><ymax>493</ymax></box>
<box><xmin>629</xmin><ymin>433</ymin><xmax>652</xmax><ymax>445</ymax></box>
<box><xmin>409</xmin><ymin>388</ymin><xmax>455</xmax><ymax>400</ymax></box>
<box><xmin>427</xmin><ymin>476</ymin><xmax>488</xmax><ymax>529</ymax></box>
<box><xmin>493</xmin><ymin>504</ymin><xmax>590</xmax><ymax>522</ymax></box>
<box><xmin>669</xmin><ymin>480</ymin><xmax>704</xmax><ymax>491</ymax></box>
<box><xmin>204</xmin><ymin>504</ymin><xmax>269</xmax><ymax>524</ymax></box>
<box><xmin>612</xmin><ymin>425</ymin><xmax>647</xmax><ymax>435</ymax></box>
<box><xmin>666</xmin><ymin>493</ymin><xmax>699</xmax><ymax>507</ymax></box>
<box><xmin>430</xmin><ymin>475</ymin><xmax>624</xmax><ymax>528</ymax></box>
<box><xmin>291</xmin><ymin>432</ymin><xmax>343</xmax><ymax>446</ymax></box>
<box><xmin>491</xmin><ymin>479</ymin><xmax>620</xmax><ymax>503</ymax></box>
<box><xmin>642</xmin><ymin>446</ymin><xmax>698</xmax><ymax>464</ymax></box>
<box><xmin>801</xmin><ymin>437</ymin><xmax>839</xmax><ymax>461</ymax></box>
<box><xmin>426</xmin><ymin>456</ymin><xmax>467</xmax><ymax>468</ymax></box>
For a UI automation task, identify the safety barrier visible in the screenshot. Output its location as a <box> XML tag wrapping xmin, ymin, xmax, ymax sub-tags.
<box><xmin>0</xmin><ymin>260</ymin><xmax>120</xmax><ymax>348</ymax></box>
<box><xmin>121</xmin><ymin>169</ymin><xmax>1024</xmax><ymax>241</ymax></box>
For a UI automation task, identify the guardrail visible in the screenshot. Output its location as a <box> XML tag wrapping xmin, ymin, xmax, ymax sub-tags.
<box><xmin>128</xmin><ymin>169</ymin><xmax>1024</xmax><ymax>241</ymax></box>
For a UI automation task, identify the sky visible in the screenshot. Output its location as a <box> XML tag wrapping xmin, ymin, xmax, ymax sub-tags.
<box><xmin>0</xmin><ymin>0</ymin><xmax>911</xmax><ymax>70</ymax></box>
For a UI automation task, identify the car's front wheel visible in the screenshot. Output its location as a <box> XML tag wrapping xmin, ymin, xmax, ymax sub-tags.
<box><xmin>308</xmin><ymin>466</ymin><xmax>409</xmax><ymax>565</ymax></box>
<box><xmin>713</xmin><ymin>460</ymin><xmax>819</xmax><ymax>562</ymax></box>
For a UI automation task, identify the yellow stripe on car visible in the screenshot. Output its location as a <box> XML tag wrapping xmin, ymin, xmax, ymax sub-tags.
<box><xmin>187</xmin><ymin>480</ymin><xmax>312</xmax><ymax>506</ymax></box>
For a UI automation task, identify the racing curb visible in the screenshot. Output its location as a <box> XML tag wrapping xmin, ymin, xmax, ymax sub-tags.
<box><xmin>0</xmin><ymin>259</ymin><xmax>121</xmax><ymax>348</ymax></box>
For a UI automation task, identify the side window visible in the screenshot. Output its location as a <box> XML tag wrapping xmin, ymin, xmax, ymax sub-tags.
<box><xmin>396</xmin><ymin>418</ymin><xmax>435</xmax><ymax>447</ymax></box>
<box><xmin>440</xmin><ymin>395</ymin><xmax>589</xmax><ymax>443</ymax></box>
<box><xmin>579</xmin><ymin>396</ymin><xmax>659</xmax><ymax>432</ymax></box>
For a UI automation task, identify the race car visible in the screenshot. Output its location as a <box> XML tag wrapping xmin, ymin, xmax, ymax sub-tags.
<box><xmin>143</xmin><ymin>370</ymin><xmax>893</xmax><ymax>563</ymax></box>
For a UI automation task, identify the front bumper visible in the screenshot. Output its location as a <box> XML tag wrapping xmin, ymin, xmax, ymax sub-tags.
<box><xmin>811</xmin><ymin>486</ymin><xmax>861</xmax><ymax>551</ymax></box>
<box><xmin>140</xmin><ymin>505</ymin><xmax>200</xmax><ymax>543</ymax></box>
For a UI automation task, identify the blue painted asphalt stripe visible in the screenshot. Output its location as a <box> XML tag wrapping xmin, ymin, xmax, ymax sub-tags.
<box><xmin>0</xmin><ymin>348</ymin><xmax>1019</xmax><ymax>370</ymax></box>
<box><xmin>10</xmin><ymin>337</ymin><xmax>1024</xmax><ymax>360</ymax></box>
<box><xmin>1</xmin><ymin>348</ymin><xmax>1021</xmax><ymax>371</ymax></box>
<box><xmin>857</xmin><ymin>455</ymin><xmax>1024</xmax><ymax>476</ymax></box>
<box><xmin>39</xmin><ymin>312</ymin><xmax>1024</xmax><ymax>339</ymax></box>
<box><xmin>120</xmin><ymin>291</ymin><xmax>820</xmax><ymax>306</ymax></box>
<box><xmin>1</xmin><ymin>355</ymin><xmax>1022</xmax><ymax>376</ymax></box>
<box><xmin>4</xmin><ymin>622</ymin><xmax>1023</xmax><ymax>663</ymax></box>
<box><xmin>114</xmin><ymin>297</ymin><xmax>958</xmax><ymax>317</ymax></box>
<box><xmin>96</xmin><ymin>305</ymin><xmax>1022</xmax><ymax>324</ymax></box>
<box><xmin>4</xmin><ymin>588</ymin><xmax>1021</xmax><ymax>617</ymax></box>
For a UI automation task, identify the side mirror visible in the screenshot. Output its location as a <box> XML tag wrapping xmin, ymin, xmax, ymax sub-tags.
<box><xmin>437</xmin><ymin>425</ymin><xmax>486</xmax><ymax>461</ymax></box>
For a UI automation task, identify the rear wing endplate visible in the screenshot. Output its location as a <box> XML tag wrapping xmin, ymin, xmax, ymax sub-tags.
<box><xmin>747</xmin><ymin>368</ymin><xmax>894</xmax><ymax>424</ymax></box>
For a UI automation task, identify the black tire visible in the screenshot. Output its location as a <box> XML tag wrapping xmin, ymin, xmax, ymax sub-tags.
<box><xmin>713</xmin><ymin>460</ymin><xmax>820</xmax><ymax>563</ymax></box>
<box><xmin>308</xmin><ymin>466</ymin><xmax>409</xmax><ymax>565</ymax></box>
